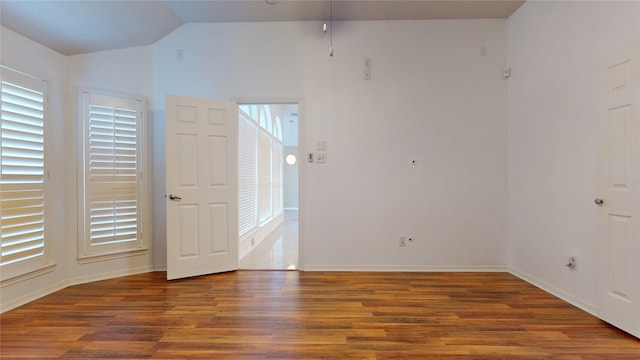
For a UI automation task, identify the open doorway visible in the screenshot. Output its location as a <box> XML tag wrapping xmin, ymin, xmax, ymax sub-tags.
<box><xmin>238</xmin><ymin>102</ymin><xmax>299</xmax><ymax>270</ymax></box>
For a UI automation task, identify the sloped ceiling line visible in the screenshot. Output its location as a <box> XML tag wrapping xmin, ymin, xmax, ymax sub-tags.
<box><xmin>0</xmin><ymin>0</ymin><xmax>525</xmax><ymax>56</ymax></box>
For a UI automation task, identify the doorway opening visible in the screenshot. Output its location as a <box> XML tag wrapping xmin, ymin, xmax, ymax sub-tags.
<box><xmin>237</xmin><ymin>102</ymin><xmax>299</xmax><ymax>270</ymax></box>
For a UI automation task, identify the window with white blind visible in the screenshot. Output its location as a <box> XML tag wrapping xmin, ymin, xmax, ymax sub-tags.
<box><xmin>79</xmin><ymin>90</ymin><xmax>145</xmax><ymax>259</ymax></box>
<box><xmin>258</xmin><ymin>131</ymin><xmax>273</xmax><ymax>224</ymax></box>
<box><xmin>0</xmin><ymin>66</ymin><xmax>49</xmax><ymax>280</ymax></box>
<box><xmin>238</xmin><ymin>104</ymin><xmax>283</xmax><ymax>238</ymax></box>
<box><xmin>238</xmin><ymin>113</ymin><xmax>257</xmax><ymax>237</ymax></box>
<box><xmin>272</xmin><ymin>141</ymin><xmax>283</xmax><ymax>216</ymax></box>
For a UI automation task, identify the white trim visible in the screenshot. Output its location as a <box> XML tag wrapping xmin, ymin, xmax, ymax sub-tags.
<box><xmin>303</xmin><ymin>264</ymin><xmax>507</xmax><ymax>272</ymax></box>
<box><xmin>77</xmin><ymin>248</ymin><xmax>149</xmax><ymax>264</ymax></box>
<box><xmin>153</xmin><ymin>265</ymin><xmax>167</xmax><ymax>272</ymax></box>
<box><xmin>76</xmin><ymin>88</ymin><xmax>148</xmax><ymax>259</ymax></box>
<box><xmin>0</xmin><ymin>265</ymin><xmax>155</xmax><ymax>314</ymax></box>
<box><xmin>0</xmin><ymin>263</ymin><xmax>57</xmax><ymax>288</ymax></box>
<box><xmin>0</xmin><ymin>66</ymin><xmax>51</xmax><ymax>278</ymax></box>
<box><xmin>233</xmin><ymin>97</ymin><xmax>302</xmax><ymax>105</ymax></box>
<box><xmin>283</xmin><ymin>207</ymin><xmax>299</xmax><ymax>211</ymax></box>
<box><xmin>68</xmin><ymin>265</ymin><xmax>154</xmax><ymax>287</ymax></box>
<box><xmin>234</xmin><ymin>97</ymin><xmax>304</xmax><ymax>270</ymax></box>
<box><xmin>509</xmin><ymin>267</ymin><xmax>597</xmax><ymax>317</ymax></box>
<box><xmin>0</xmin><ymin>62</ymin><xmax>50</xmax><ymax>84</ymax></box>
<box><xmin>0</xmin><ymin>279</ymin><xmax>67</xmax><ymax>314</ymax></box>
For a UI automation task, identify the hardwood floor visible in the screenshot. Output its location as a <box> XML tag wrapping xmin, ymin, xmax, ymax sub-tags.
<box><xmin>1</xmin><ymin>271</ymin><xmax>638</xmax><ymax>359</ymax></box>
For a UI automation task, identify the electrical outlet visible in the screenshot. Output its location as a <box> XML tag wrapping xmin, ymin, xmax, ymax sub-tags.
<box><xmin>565</xmin><ymin>256</ymin><xmax>578</xmax><ymax>270</ymax></box>
<box><xmin>399</xmin><ymin>236</ymin><xmax>407</xmax><ymax>247</ymax></box>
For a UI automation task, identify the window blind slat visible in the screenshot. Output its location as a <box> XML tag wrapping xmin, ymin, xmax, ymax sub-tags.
<box><xmin>238</xmin><ymin>115</ymin><xmax>257</xmax><ymax>237</ymax></box>
<box><xmin>1</xmin><ymin>76</ymin><xmax>46</xmax><ymax>268</ymax></box>
<box><xmin>258</xmin><ymin>131</ymin><xmax>272</xmax><ymax>224</ymax></box>
<box><xmin>272</xmin><ymin>142</ymin><xmax>283</xmax><ymax>216</ymax></box>
<box><xmin>84</xmin><ymin>99</ymin><xmax>141</xmax><ymax>250</ymax></box>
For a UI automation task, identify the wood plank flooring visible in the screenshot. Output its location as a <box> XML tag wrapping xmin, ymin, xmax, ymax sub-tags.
<box><xmin>1</xmin><ymin>271</ymin><xmax>638</xmax><ymax>359</ymax></box>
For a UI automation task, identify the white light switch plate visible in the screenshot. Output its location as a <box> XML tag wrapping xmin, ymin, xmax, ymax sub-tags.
<box><xmin>315</xmin><ymin>152</ymin><xmax>327</xmax><ymax>163</ymax></box>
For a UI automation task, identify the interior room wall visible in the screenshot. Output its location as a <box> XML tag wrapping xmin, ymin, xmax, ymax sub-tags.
<box><xmin>68</xmin><ymin>45</ymin><xmax>155</xmax><ymax>280</ymax></box>
<box><xmin>153</xmin><ymin>19</ymin><xmax>508</xmax><ymax>270</ymax></box>
<box><xmin>507</xmin><ymin>1</ymin><xmax>640</xmax><ymax>310</ymax></box>
<box><xmin>0</xmin><ymin>27</ymin><xmax>155</xmax><ymax>310</ymax></box>
<box><xmin>0</xmin><ymin>26</ymin><xmax>71</xmax><ymax>311</ymax></box>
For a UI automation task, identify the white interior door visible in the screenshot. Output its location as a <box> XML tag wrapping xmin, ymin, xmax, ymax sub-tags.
<box><xmin>165</xmin><ymin>95</ymin><xmax>238</xmax><ymax>280</ymax></box>
<box><xmin>596</xmin><ymin>42</ymin><xmax>640</xmax><ymax>338</ymax></box>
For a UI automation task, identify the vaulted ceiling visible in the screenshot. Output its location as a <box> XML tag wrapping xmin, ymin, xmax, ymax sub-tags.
<box><xmin>0</xmin><ymin>0</ymin><xmax>525</xmax><ymax>56</ymax></box>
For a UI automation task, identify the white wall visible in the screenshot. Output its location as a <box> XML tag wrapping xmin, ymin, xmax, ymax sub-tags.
<box><xmin>1</xmin><ymin>26</ymin><xmax>71</xmax><ymax>311</ymax></box>
<box><xmin>507</xmin><ymin>1</ymin><xmax>640</xmax><ymax>310</ymax></box>
<box><xmin>0</xmin><ymin>26</ymin><xmax>155</xmax><ymax>311</ymax></box>
<box><xmin>153</xmin><ymin>20</ymin><xmax>508</xmax><ymax>270</ymax></box>
<box><xmin>68</xmin><ymin>46</ymin><xmax>155</xmax><ymax>279</ymax></box>
<box><xmin>283</xmin><ymin>146</ymin><xmax>299</xmax><ymax>209</ymax></box>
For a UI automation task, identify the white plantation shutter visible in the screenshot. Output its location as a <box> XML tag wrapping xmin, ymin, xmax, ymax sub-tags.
<box><xmin>272</xmin><ymin>141</ymin><xmax>283</xmax><ymax>216</ymax></box>
<box><xmin>80</xmin><ymin>91</ymin><xmax>144</xmax><ymax>257</ymax></box>
<box><xmin>258</xmin><ymin>131</ymin><xmax>272</xmax><ymax>224</ymax></box>
<box><xmin>238</xmin><ymin>114</ymin><xmax>257</xmax><ymax>237</ymax></box>
<box><xmin>0</xmin><ymin>67</ymin><xmax>48</xmax><ymax>274</ymax></box>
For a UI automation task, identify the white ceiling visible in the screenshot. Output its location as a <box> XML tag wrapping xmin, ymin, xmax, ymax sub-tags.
<box><xmin>0</xmin><ymin>0</ymin><xmax>526</xmax><ymax>56</ymax></box>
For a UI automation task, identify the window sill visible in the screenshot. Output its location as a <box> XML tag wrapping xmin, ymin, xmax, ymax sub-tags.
<box><xmin>77</xmin><ymin>248</ymin><xmax>149</xmax><ymax>264</ymax></box>
<box><xmin>0</xmin><ymin>262</ymin><xmax>57</xmax><ymax>288</ymax></box>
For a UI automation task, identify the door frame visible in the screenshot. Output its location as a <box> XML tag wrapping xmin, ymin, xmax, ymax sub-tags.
<box><xmin>233</xmin><ymin>97</ymin><xmax>305</xmax><ymax>270</ymax></box>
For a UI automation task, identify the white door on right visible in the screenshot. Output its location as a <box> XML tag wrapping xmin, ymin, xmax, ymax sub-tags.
<box><xmin>596</xmin><ymin>42</ymin><xmax>640</xmax><ymax>338</ymax></box>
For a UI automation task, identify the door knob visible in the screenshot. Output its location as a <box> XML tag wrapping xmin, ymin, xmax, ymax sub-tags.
<box><xmin>168</xmin><ymin>193</ymin><xmax>182</xmax><ymax>201</ymax></box>
<box><xmin>594</xmin><ymin>198</ymin><xmax>605</xmax><ymax>206</ymax></box>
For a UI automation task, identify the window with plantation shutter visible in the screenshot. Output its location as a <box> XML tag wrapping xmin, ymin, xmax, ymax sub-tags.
<box><xmin>238</xmin><ymin>113</ymin><xmax>257</xmax><ymax>237</ymax></box>
<box><xmin>79</xmin><ymin>90</ymin><xmax>145</xmax><ymax>258</ymax></box>
<box><xmin>0</xmin><ymin>66</ymin><xmax>49</xmax><ymax>279</ymax></box>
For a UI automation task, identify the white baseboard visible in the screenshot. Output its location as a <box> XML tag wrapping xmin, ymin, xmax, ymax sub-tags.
<box><xmin>0</xmin><ymin>280</ymin><xmax>68</xmax><ymax>314</ymax></box>
<box><xmin>1</xmin><ymin>265</ymin><xmax>156</xmax><ymax>314</ymax></box>
<box><xmin>303</xmin><ymin>264</ymin><xmax>507</xmax><ymax>272</ymax></box>
<box><xmin>68</xmin><ymin>265</ymin><xmax>156</xmax><ymax>287</ymax></box>
<box><xmin>509</xmin><ymin>267</ymin><xmax>597</xmax><ymax>316</ymax></box>
<box><xmin>2</xmin><ymin>263</ymin><xmax>597</xmax><ymax>321</ymax></box>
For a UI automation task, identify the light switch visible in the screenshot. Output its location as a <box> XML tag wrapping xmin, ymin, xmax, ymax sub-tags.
<box><xmin>364</xmin><ymin>57</ymin><xmax>372</xmax><ymax>80</ymax></box>
<box><xmin>315</xmin><ymin>152</ymin><xmax>327</xmax><ymax>163</ymax></box>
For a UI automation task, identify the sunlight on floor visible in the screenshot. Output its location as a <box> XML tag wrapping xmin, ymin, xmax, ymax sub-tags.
<box><xmin>240</xmin><ymin>210</ymin><xmax>298</xmax><ymax>270</ymax></box>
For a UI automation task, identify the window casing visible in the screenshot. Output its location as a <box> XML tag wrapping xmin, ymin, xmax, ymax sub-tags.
<box><xmin>0</xmin><ymin>66</ymin><xmax>50</xmax><ymax>280</ymax></box>
<box><xmin>78</xmin><ymin>90</ymin><xmax>145</xmax><ymax>259</ymax></box>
